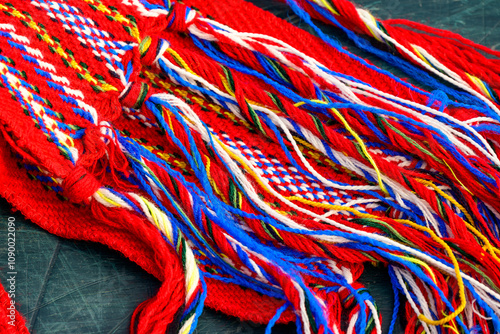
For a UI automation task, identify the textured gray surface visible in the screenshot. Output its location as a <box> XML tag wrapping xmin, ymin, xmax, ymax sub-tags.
<box><xmin>0</xmin><ymin>0</ymin><xmax>499</xmax><ymax>333</ymax></box>
<box><xmin>357</xmin><ymin>0</ymin><xmax>500</xmax><ymax>50</ymax></box>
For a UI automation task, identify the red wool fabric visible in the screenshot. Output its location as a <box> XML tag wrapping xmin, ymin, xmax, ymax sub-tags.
<box><xmin>0</xmin><ymin>0</ymin><xmax>499</xmax><ymax>333</ymax></box>
<box><xmin>0</xmin><ymin>0</ymin><xmax>368</xmax><ymax>329</ymax></box>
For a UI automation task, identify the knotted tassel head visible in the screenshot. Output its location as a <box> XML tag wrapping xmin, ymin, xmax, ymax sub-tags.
<box><xmin>119</xmin><ymin>81</ymin><xmax>151</xmax><ymax>110</ymax></box>
<box><xmin>139</xmin><ymin>35</ymin><xmax>170</xmax><ymax>67</ymax></box>
<box><xmin>62</xmin><ymin>166</ymin><xmax>101</xmax><ymax>203</ymax></box>
<box><xmin>165</xmin><ymin>2</ymin><xmax>199</xmax><ymax>33</ymax></box>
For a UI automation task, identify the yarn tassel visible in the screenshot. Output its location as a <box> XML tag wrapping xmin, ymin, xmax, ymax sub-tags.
<box><xmin>90</xmin><ymin>182</ymin><xmax>206</xmax><ymax>333</ymax></box>
<box><xmin>285</xmin><ymin>0</ymin><xmax>500</xmax><ymax>111</ymax></box>
<box><xmin>90</xmin><ymin>202</ymin><xmax>188</xmax><ymax>334</ymax></box>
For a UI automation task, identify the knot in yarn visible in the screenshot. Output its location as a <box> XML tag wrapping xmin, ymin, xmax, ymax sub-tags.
<box><xmin>119</xmin><ymin>81</ymin><xmax>151</xmax><ymax>109</ymax></box>
<box><xmin>138</xmin><ymin>35</ymin><xmax>170</xmax><ymax>67</ymax></box>
<box><xmin>62</xmin><ymin>166</ymin><xmax>100</xmax><ymax>203</ymax></box>
<box><xmin>165</xmin><ymin>2</ymin><xmax>199</xmax><ymax>33</ymax></box>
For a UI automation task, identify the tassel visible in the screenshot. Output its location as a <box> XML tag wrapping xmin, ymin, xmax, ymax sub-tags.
<box><xmin>59</xmin><ymin>162</ymin><xmax>206</xmax><ymax>333</ymax></box>
<box><xmin>286</xmin><ymin>0</ymin><xmax>500</xmax><ymax>110</ymax></box>
<box><xmin>89</xmin><ymin>203</ymin><xmax>189</xmax><ymax>334</ymax></box>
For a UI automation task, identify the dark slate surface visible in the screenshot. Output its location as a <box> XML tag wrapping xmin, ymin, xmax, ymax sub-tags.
<box><xmin>1</xmin><ymin>0</ymin><xmax>499</xmax><ymax>333</ymax></box>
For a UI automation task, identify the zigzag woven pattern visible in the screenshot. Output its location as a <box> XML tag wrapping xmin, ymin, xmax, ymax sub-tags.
<box><xmin>1</xmin><ymin>0</ymin><xmax>500</xmax><ymax>333</ymax></box>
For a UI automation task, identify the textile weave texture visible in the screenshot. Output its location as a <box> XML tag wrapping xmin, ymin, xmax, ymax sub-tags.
<box><xmin>1</xmin><ymin>0</ymin><xmax>500</xmax><ymax>334</ymax></box>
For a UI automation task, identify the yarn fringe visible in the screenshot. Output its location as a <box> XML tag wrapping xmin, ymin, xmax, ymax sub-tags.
<box><xmin>1</xmin><ymin>0</ymin><xmax>500</xmax><ymax>333</ymax></box>
<box><xmin>288</xmin><ymin>0</ymin><xmax>500</xmax><ymax>109</ymax></box>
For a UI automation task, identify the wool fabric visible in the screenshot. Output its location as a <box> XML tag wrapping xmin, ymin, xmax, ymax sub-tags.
<box><xmin>0</xmin><ymin>0</ymin><xmax>500</xmax><ymax>334</ymax></box>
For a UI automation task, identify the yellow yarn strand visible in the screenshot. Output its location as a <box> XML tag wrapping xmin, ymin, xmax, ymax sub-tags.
<box><xmin>283</xmin><ymin>195</ymin><xmax>467</xmax><ymax>326</ymax></box>
<box><xmin>296</xmin><ymin>99</ymin><xmax>388</xmax><ymax>194</ymax></box>
<box><xmin>416</xmin><ymin>178</ymin><xmax>500</xmax><ymax>262</ymax></box>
